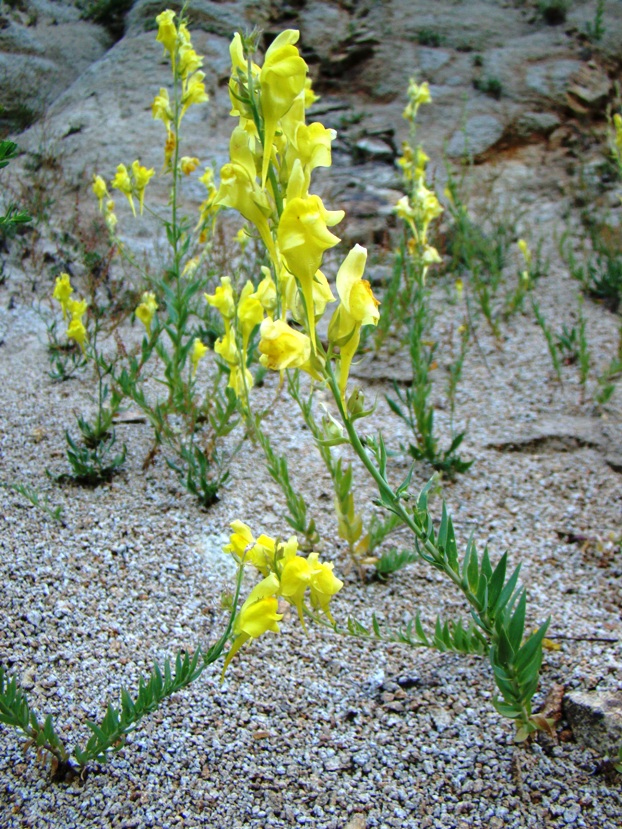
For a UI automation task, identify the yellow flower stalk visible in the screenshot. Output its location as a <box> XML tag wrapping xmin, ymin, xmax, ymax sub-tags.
<box><xmin>190</xmin><ymin>338</ymin><xmax>208</xmax><ymax>375</ymax></box>
<box><xmin>259</xmin><ymin>29</ymin><xmax>308</xmax><ymax>187</ymax></box>
<box><xmin>53</xmin><ymin>273</ymin><xmax>73</xmax><ymax>320</ymax></box>
<box><xmin>136</xmin><ymin>291</ymin><xmax>158</xmax><ymax>334</ymax></box>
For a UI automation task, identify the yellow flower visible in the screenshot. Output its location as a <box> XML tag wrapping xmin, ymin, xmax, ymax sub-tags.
<box><xmin>224</xmin><ymin>521</ymin><xmax>276</xmax><ymax>575</ymax></box>
<box><xmin>228</xmin><ymin>365</ymin><xmax>254</xmax><ymax>399</ymax></box>
<box><xmin>156</xmin><ymin>9</ymin><xmax>177</xmax><ymax>55</ymax></box>
<box><xmin>92</xmin><ymin>175</ymin><xmax>108</xmax><ymax>212</ymax></box>
<box><xmin>259</xmin><ymin>29</ymin><xmax>308</xmax><ymax>187</ymax></box>
<box><xmin>181</xmin><ymin>71</ymin><xmax>209</xmax><ymax>118</ymax></box>
<box><xmin>215</xmin><ymin>163</ymin><xmax>277</xmax><ymax>263</ymax></box>
<box><xmin>111</xmin><ymin>164</ymin><xmax>135</xmax><ymax>216</ymax></box>
<box><xmin>205</xmin><ymin>276</ymin><xmax>235</xmax><ymax>323</ymax></box>
<box><xmin>258</xmin><ymin>317</ymin><xmax>314</xmax><ymax>373</ymax></box>
<box><xmin>255</xmin><ymin>267</ymin><xmax>277</xmax><ymax>315</ymax></box>
<box><xmin>518</xmin><ymin>238</ymin><xmax>531</xmax><ymax>266</ymax></box>
<box><xmin>131</xmin><ymin>161</ymin><xmax>154</xmax><ymax>215</ymax></box>
<box><xmin>67</xmin><ymin>318</ymin><xmax>87</xmax><ymax>353</ymax></box>
<box><xmin>180</xmin><ymin>156</ymin><xmax>200</xmax><ymax>175</ymax></box>
<box><xmin>403</xmin><ymin>79</ymin><xmax>431</xmax><ymax>121</ymax></box>
<box><xmin>277</xmin><ymin>194</ymin><xmax>343</xmax><ymax>344</ymax></box>
<box><xmin>152</xmin><ymin>88</ymin><xmax>173</xmax><ymax>130</ymax></box>
<box><xmin>53</xmin><ymin>273</ymin><xmax>73</xmax><ymax>320</ymax></box>
<box><xmin>328</xmin><ymin>245</ymin><xmax>379</xmax><ymax>397</ymax></box>
<box><xmin>279</xmin><ymin>554</ymin><xmax>312</xmax><ymax>624</ymax></box>
<box><xmin>237</xmin><ymin>281</ymin><xmax>264</xmax><ymax>352</ymax></box>
<box><xmin>136</xmin><ymin>291</ymin><xmax>158</xmax><ymax>334</ymax></box>
<box><xmin>178</xmin><ymin>43</ymin><xmax>202</xmax><ymax>79</ymax></box>
<box><xmin>190</xmin><ymin>338</ymin><xmax>207</xmax><ymax>375</ymax></box>
<box><xmin>307</xmin><ymin>553</ymin><xmax>343</xmax><ymax>621</ymax></box>
<box><xmin>67</xmin><ymin>297</ymin><xmax>88</xmax><ymax>322</ymax></box>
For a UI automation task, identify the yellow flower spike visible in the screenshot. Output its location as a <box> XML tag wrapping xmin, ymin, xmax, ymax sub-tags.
<box><xmin>111</xmin><ymin>164</ymin><xmax>135</xmax><ymax>216</ymax></box>
<box><xmin>92</xmin><ymin>175</ymin><xmax>108</xmax><ymax>212</ymax></box>
<box><xmin>258</xmin><ymin>317</ymin><xmax>317</xmax><ymax>375</ymax></box>
<box><xmin>215</xmin><ymin>163</ymin><xmax>277</xmax><ymax>264</ymax></box>
<box><xmin>155</xmin><ymin>9</ymin><xmax>177</xmax><ymax>56</ymax></box>
<box><xmin>277</xmin><ymin>194</ymin><xmax>344</xmax><ymax>346</ymax></box>
<box><xmin>237</xmin><ymin>280</ymin><xmax>264</xmax><ymax>353</ymax></box>
<box><xmin>135</xmin><ymin>291</ymin><xmax>158</xmax><ymax>334</ymax></box>
<box><xmin>190</xmin><ymin>338</ymin><xmax>208</xmax><ymax>376</ymax></box>
<box><xmin>205</xmin><ymin>276</ymin><xmax>235</xmax><ymax>322</ymax></box>
<box><xmin>152</xmin><ymin>88</ymin><xmax>173</xmax><ymax>129</ymax></box>
<box><xmin>180</xmin><ymin>156</ymin><xmax>200</xmax><ymax>176</ymax></box>
<box><xmin>181</xmin><ymin>71</ymin><xmax>209</xmax><ymax>118</ymax></box>
<box><xmin>279</xmin><ymin>555</ymin><xmax>312</xmax><ymax>626</ymax></box>
<box><xmin>307</xmin><ymin>553</ymin><xmax>343</xmax><ymax>621</ymax></box>
<box><xmin>53</xmin><ymin>273</ymin><xmax>73</xmax><ymax>320</ymax></box>
<box><xmin>67</xmin><ymin>317</ymin><xmax>87</xmax><ymax>354</ymax></box>
<box><xmin>131</xmin><ymin>161</ymin><xmax>154</xmax><ymax>215</ymax></box>
<box><xmin>259</xmin><ymin>29</ymin><xmax>308</xmax><ymax>187</ymax></box>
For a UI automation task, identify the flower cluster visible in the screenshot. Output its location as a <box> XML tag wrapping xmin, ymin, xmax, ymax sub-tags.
<box><xmin>52</xmin><ymin>273</ymin><xmax>88</xmax><ymax>353</ymax></box>
<box><xmin>222</xmin><ymin>521</ymin><xmax>343</xmax><ymax>674</ymax></box>
<box><xmin>394</xmin><ymin>79</ymin><xmax>443</xmax><ymax>281</ymax></box>
<box><xmin>205</xmin><ymin>29</ymin><xmax>380</xmax><ymax>399</ymax></box>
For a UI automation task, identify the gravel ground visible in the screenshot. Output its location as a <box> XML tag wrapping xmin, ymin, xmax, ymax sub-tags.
<box><xmin>1</xmin><ymin>156</ymin><xmax>622</xmax><ymax>828</ymax></box>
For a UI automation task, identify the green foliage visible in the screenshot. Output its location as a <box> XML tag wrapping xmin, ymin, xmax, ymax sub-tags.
<box><xmin>374</xmin><ymin>546</ymin><xmax>418</xmax><ymax>578</ymax></box>
<box><xmin>584</xmin><ymin>0</ymin><xmax>606</xmax><ymax>42</ymax></box>
<box><xmin>416</xmin><ymin>29</ymin><xmax>444</xmax><ymax>47</ymax></box>
<box><xmin>167</xmin><ymin>444</ymin><xmax>224</xmax><ymax>508</ymax></box>
<box><xmin>45</xmin><ymin>318</ymin><xmax>88</xmax><ymax>381</ymax></box>
<box><xmin>63</xmin><ymin>427</ymin><xmax>126</xmax><ymax>485</ymax></box>
<box><xmin>0</xmin><ymin>480</ymin><xmax>64</xmax><ymax>523</ymax></box>
<box><xmin>0</xmin><ymin>141</ymin><xmax>32</xmax><ymax>230</ymax></box>
<box><xmin>473</xmin><ymin>76</ymin><xmax>503</xmax><ymax>100</ymax></box>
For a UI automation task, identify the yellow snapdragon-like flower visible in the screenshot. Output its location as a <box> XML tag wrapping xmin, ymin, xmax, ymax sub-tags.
<box><xmin>111</xmin><ymin>163</ymin><xmax>134</xmax><ymax>215</ymax></box>
<box><xmin>53</xmin><ymin>273</ymin><xmax>73</xmax><ymax>320</ymax></box>
<box><xmin>92</xmin><ymin>175</ymin><xmax>108</xmax><ymax>212</ymax></box>
<box><xmin>518</xmin><ymin>238</ymin><xmax>531</xmax><ymax>266</ymax></box>
<box><xmin>67</xmin><ymin>318</ymin><xmax>87</xmax><ymax>353</ymax></box>
<box><xmin>131</xmin><ymin>161</ymin><xmax>155</xmax><ymax>215</ymax></box>
<box><xmin>258</xmin><ymin>317</ymin><xmax>319</xmax><ymax>376</ymax></box>
<box><xmin>190</xmin><ymin>338</ymin><xmax>208</xmax><ymax>375</ymax></box>
<box><xmin>181</xmin><ymin>71</ymin><xmax>209</xmax><ymax>118</ymax></box>
<box><xmin>152</xmin><ymin>88</ymin><xmax>173</xmax><ymax>130</ymax></box>
<box><xmin>237</xmin><ymin>281</ymin><xmax>264</xmax><ymax>353</ymax></box>
<box><xmin>328</xmin><ymin>245</ymin><xmax>380</xmax><ymax>397</ymax></box>
<box><xmin>225</xmin><ymin>520</ymin><xmax>277</xmax><ymax>575</ymax></box>
<box><xmin>215</xmin><ymin>162</ymin><xmax>277</xmax><ymax>263</ymax></box>
<box><xmin>205</xmin><ymin>276</ymin><xmax>235</xmax><ymax>325</ymax></box>
<box><xmin>403</xmin><ymin>79</ymin><xmax>431</xmax><ymax>121</ymax></box>
<box><xmin>180</xmin><ymin>156</ymin><xmax>200</xmax><ymax>175</ymax></box>
<box><xmin>136</xmin><ymin>291</ymin><xmax>158</xmax><ymax>334</ymax></box>
<box><xmin>178</xmin><ymin>43</ymin><xmax>202</xmax><ymax>79</ymax></box>
<box><xmin>259</xmin><ymin>29</ymin><xmax>308</xmax><ymax>187</ymax></box>
<box><xmin>156</xmin><ymin>9</ymin><xmax>177</xmax><ymax>55</ymax></box>
<box><xmin>277</xmin><ymin>195</ymin><xmax>344</xmax><ymax>345</ymax></box>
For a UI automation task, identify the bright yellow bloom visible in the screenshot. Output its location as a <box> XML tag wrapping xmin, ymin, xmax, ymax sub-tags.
<box><xmin>181</xmin><ymin>71</ymin><xmax>209</xmax><ymax>118</ymax></box>
<box><xmin>152</xmin><ymin>88</ymin><xmax>173</xmax><ymax>130</ymax></box>
<box><xmin>215</xmin><ymin>163</ymin><xmax>277</xmax><ymax>263</ymax></box>
<box><xmin>259</xmin><ymin>29</ymin><xmax>308</xmax><ymax>187</ymax></box>
<box><xmin>53</xmin><ymin>273</ymin><xmax>73</xmax><ymax>320</ymax></box>
<box><xmin>518</xmin><ymin>238</ymin><xmax>531</xmax><ymax>266</ymax></box>
<box><xmin>307</xmin><ymin>553</ymin><xmax>343</xmax><ymax>620</ymax></box>
<box><xmin>131</xmin><ymin>161</ymin><xmax>154</xmax><ymax>214</ymax></box>
<box><xmin>328</xmin><ymin>245</ymin><xmax>379</xmax><ymax>397</ymax></box>
<box><xmin>92</xmin><ymin>175</ymin><xmax>108</xmax><ymax>212</ymax></box>
<box><xmin>403</xmin><ymin>79</ymin><xmax>431</xmax><ymax>121</ymax></box>
<box><xmin>156</xmin><ymin>9</ymin><xmax>177</xmax><ymax>55</ymax></box>
<box><xmin>255</xmin><ymin>267</ymin><xmax>277</xmax><ymax>315</ymax></box>
<box><xmin>190</xmin><ymin>338</ymin><xmax>208</xmax><ymax>375</ymax></box>
<box><xmin>225</xmin><ymin>520</ymin><xmax>276</xmax><ymax>575</ymax></box>
<box><xmin>237</xmin><ymin>281</ymin><xmax>264</xmax><ymax>352</ymax></box>
<box><xmin>258</xmin><ymin>317</ymin><xmax>320</xmax><ymax>377</ymax></box>
<box><xmin>111</xmin><ymin>164</ymin><xmax>134</xmax><ymax>215</ymax></box>
<box><xmin>178</xmin><ymin>43</ymin><xmax>202</xmax><ymax>79</ymax></box>
<box><xmin>67</xmin><ymin>318</ymin><xmax>87</xmax><ymax>353</ymax></box>
<box><xmin>180</xmin><ymin>156</ymin><xmax>200</xmax><ymax>175</ymax></box>
<box><xmin>136</xmin><ymin>291</ymin><xmax>158</xmax><ymax>334</ymax></box>
<box><xmin>67</xmin><ymin>297</ymin><xmax>88</xmax><ymax>322</ymax></box>
<box><xmin>277</xmin><ymin>195</ymin><xmax>343</xmax><ymax>344</ymax></box>
<box><xmin>279</xmin><ymin>554</ymin><xmax>312</xmax><ymax>624</ymax></box>
<box><xmin>205</xmin><ymin>276</ymin><xmax>235</xmax><ymax>323</ymax></box>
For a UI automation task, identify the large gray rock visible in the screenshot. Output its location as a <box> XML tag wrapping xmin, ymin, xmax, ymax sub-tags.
<box><xmin>564</xmin><ymin>691</ymin><xmax>622</xmax><ymax>758</ymax></box>
<box><xmin>446</xmin><ymin>114</ymin><xmax>506</xmax><ymax>160</ymax></box>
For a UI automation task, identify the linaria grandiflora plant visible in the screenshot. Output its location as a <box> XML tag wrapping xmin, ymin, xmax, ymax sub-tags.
<box><xmin>1</xmin><ymin>13</ymin><xmax>553</xmax><ymax>781</ymax></box>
